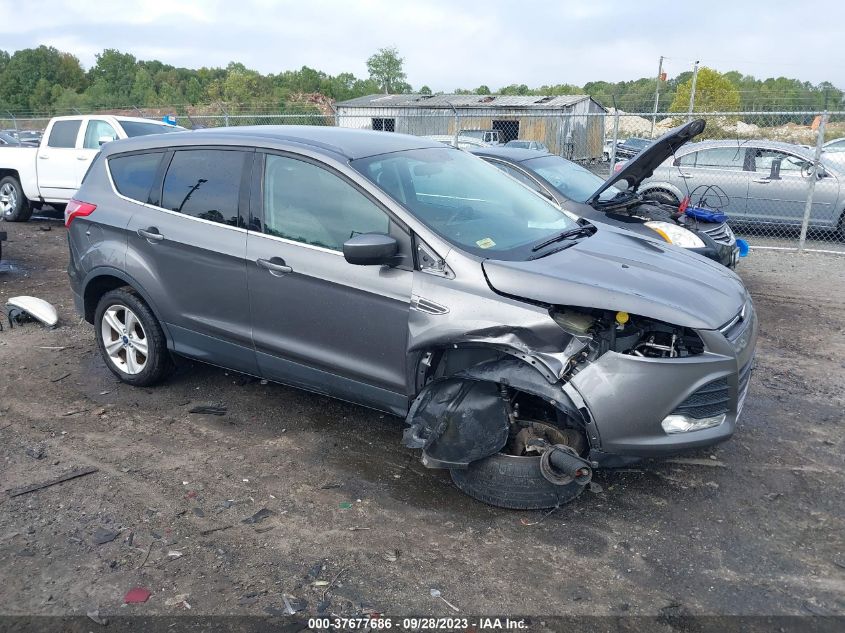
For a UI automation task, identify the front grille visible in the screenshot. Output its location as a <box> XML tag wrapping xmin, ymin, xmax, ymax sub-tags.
<box><xmin>672</xmin><ymin>377</ymin><xmax>730</xmax><ymax>419</ymax></box>
<box><xmin>701</xmin><ymin>222</ymin><xmax>735</xmax><ymax>245</ymax></box>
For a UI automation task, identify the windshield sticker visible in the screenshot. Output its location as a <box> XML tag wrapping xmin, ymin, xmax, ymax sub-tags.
<box><xmin>476</xmin><ymin>237</ymin><xmax>496</xmax><ymax>249</ymax></box>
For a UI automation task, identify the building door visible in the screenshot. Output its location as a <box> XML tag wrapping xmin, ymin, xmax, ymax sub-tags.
<box><xmin>492</xmin><ymin>120</ymin><xmax>519</xmax><ymax>143</ymax></box>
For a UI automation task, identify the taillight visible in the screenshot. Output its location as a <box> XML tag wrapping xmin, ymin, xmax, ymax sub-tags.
<box><xmin>65</xmin><ymin>199</ymin><xmax>97</xmax><ymax>227</ymax></box>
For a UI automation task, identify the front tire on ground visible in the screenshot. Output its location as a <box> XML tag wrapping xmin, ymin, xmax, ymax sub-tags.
<box><xmin>0</xmin><ymin>176</ymin><xmax>32</xmax><ymax>222</ymax></box>
<box><xmin>450</xmin><ymin>452</ymin><xmax>586</xmax><ymax>510</ymax></box>
<box><xmin>94</xmin><ymin>287</ymin><xmax>171</xmax><ymax>387</ymax></box>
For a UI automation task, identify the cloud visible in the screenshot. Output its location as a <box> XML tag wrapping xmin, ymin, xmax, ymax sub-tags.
<box><xmin>1</xmin><ymin>0</ymin><xmax>842</xmax><ymax>88</ymax></box>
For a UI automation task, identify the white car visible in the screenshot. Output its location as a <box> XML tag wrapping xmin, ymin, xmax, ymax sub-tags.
<box><xmin>823</xmin><ymin>137</ymin><xmax>845</xmax><ymax>154</ymax></box>
<box><xmin>426</xmin><ymin>134</ymin><xmax>491</xmax><ymax>150</ymax></box>
<box><xmin>0</xmin><ymin>115</ymin><xmax>183</xmax><ymax>221</ymax></box>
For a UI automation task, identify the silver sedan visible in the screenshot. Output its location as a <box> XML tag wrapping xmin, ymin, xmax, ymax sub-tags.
<box><xmin>639</xmin><ymin>139</ymin><xmax>845</xmax><ymax>239</ymax></box>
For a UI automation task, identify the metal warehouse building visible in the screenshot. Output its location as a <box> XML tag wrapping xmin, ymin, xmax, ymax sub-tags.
<box><xmin>334</xmin><ymin>93</ymin><xmax>607</xmax><ymax>161</ymax></box>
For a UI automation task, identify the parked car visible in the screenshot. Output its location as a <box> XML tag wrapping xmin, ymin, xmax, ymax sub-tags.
<box><xmin>504</xmin><ymin>139</ymin><xmax>549</xmax><ymax>152</ymax></box>
<box><xmin>426</xmin><ymin>134</ymin><xmax>490</xmax><ymax>149</ymax></box>
<box><xmin>823</xmin><ymin>137</ymin><xmax>845</xmax><ymax>154</ymax></box>
<box><xmin>472</xmin><ymin>120</ymin><xmax>741</xmax><ymax>268</ymax></box>
<box><xmin>639</xmin><ymin>139</ymin><xmax>845</xmax><ymax>239</ymax></box>
<box><xmin>615</xmin><ymin>137</ymin><xmax>652</xmax><ymax>160</ymax></box>
<box><xmin>0</xmin><ymin>115</ymin><xmax>184</xmax><ymax>222</ymax></box>
<box><xmin>459</xmin><ymin>129</ymin><xmax>502</xmax><ymax>145</ymax></box>
<box><xmin>602</xmin><ymin>138</ymin><xmax>617</xmax><ymax>161</ymax></box>
<box><xmin>68</xmin><ymin>126</ymin><xmax>755</xmax><ymax>510</ymax></box>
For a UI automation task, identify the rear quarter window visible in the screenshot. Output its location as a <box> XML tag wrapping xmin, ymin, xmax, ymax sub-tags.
<box><xmin>108</xmin><ymin>152</ymin><xmax>165</xmax><ymax>203</ymax></box>
<box><xmin>47</xmin><ymin>120</ymin><xmax>81</xmax><ymax>148</ymax></box>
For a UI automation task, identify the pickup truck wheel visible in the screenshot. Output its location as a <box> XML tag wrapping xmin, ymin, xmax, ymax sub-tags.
<box><xmin>95</xmin><ymin>288</ymin><xmax>171</xmax><ymax>387</ymax></box>
<box><xmin>0</xmin><ymin>177</ymin><xmax>32</xmax><ymax>222</ymax></box>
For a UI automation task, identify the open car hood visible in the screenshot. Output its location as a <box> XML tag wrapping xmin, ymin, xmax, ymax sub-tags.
<box><xmin>482</xmin><ymin>227</ymin><xmax>745</xmax><ymax>330</ymax></box>
<box><xmin>588</xmin><ymin>119</ymin><xmax>706</xmax><ymax>206</ymax></box>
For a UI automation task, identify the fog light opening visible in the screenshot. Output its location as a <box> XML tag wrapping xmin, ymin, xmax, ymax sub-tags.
<box><xmin>661</xmin><ymin>413</ymin><xmax>726</xmax><ymax>434</ymax></box>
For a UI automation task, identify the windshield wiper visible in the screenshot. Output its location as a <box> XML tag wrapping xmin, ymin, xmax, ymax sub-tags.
<box><xmin>531</xmin><ymin>225</ymin><xmax>595</xmax><ymax>252</ymax></box>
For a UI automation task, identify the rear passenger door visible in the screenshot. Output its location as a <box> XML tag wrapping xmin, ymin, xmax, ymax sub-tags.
<box><xmin>246</xmin><ymin>152</ymin><xmax>413</xmax><ymax>414</ymax></box>
<box><xmin>124</xmin><ymin>147</ymin><xmax>257</xmax><ymax>375</ymax></box>
<box><xmin>38</xmin><ymin>118</ymin><xmax>84</xmax><ymax>199</ymax></box>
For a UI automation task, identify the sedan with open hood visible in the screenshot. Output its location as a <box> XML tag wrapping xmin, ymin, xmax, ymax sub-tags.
<box><xmin>473</xmin><ymin>119</ymin><xmax>741</xmax><ymax>268</ymax></box>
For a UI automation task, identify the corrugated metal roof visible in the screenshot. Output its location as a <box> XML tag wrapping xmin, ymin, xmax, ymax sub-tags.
<box><xmin>335</xmin><ymin>93</ymin><xmax>599</xmax><ymax>109</ymax></box>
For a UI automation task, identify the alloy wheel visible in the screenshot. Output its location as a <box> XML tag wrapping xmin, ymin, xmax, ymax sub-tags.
<box><xmin>0</xmin><ymin>182</ymin><xmax>17</xmax><ymax>217</ymax></box>
<box><xmin>100</xmin><ymin>304</ymin><xmax>148</xmax><ymax>374</ymax></box>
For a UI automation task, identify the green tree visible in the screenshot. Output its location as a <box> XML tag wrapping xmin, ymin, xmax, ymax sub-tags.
<box><xmin>669</xmin><ymin>67</ymin><xmax>741</xmax><ymax>113</ymax></box>
<box><xmin>419</xmin><ymin>85</ymin><xmax>432</xmax><ymax>95</ymax></box>
<box><xmin>366</xmin><ymin>47</ymin><xmax>407</xmax><ymax>94</ymax></box>
<box><xmin>0</xmin><ymin>46</ymin><xmax>85</xmax><ymax>111</ymax></box>
<box><xmin>87</xmin><ymin>49</ymin><xmax>138</xmax><ymax>106</ymax></box>
<box><xmin>475</xmin><ymin>85</ymin><xmax>491</xmax><ymax>95</ymax></box>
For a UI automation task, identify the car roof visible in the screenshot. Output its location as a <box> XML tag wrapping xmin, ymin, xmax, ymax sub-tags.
<box><xmin>469</xmin><ymin>146</ymin><xmax>553</xmax><ymax>162</ymax></box>
<box><xmin>100</xmin><ymin>125</ymin><xmax>444</xmax><ymax>160</ymax></box>
<box><xmin>678</xmin><ymin>138</ymin><xmax>818</xmax><ymax>158</ymax></box>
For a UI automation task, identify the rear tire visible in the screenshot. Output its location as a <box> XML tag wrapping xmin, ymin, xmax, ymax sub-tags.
<box><xmin>94</xmin><ymin>287</ymin><xmax>171</xmax><ymax>387</ymax></box>
<box><xmin>450</xmin><ymin>453</ymin><xmax>586</xmax><ymax>510</ymax></box>
<box><xmin>0</xmin><ymin>176</ymin><xmax>32</xmax><ymax>222</ymax></box>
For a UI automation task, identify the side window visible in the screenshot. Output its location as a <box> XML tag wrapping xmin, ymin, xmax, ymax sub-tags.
<box><xmin>491</xmin><ymin>161</ymin><xmax>546</xmax><ymax>195</ymax></box>
<box><xmin>47</xmin><ymin>120</ymin><xmax>82</xmax><ymax>148</ymax></box>
<box><xmin>677</xmin><ymin>152</ymin><xmax>696</xmax><ymax>167</ymax></box>
<box><xmin>84</xmin><ymin>120</ymin><xmax>118</xmax><ymax>149</ymax></box>
<box><xmin>263</xmin><ymin>154</ymin><xmax>389</xmax><ymax>251</ymax></box>
<box><xmin>161</xmin><ymin>149</ymin><xmax>245</xmax><ymax>226</ymax></box>
<box><xmin>693</xmin><ymin>148</ymin><xmax>744</xmax><ymax>170</ymax></box>
<box><xmin>753</xmin><ymin>149</ymin><xmax>810</xmax><ymax>174</ymax></box>
<box><xmin>109</xmin><ymin>152</ymin><xmax>164</xmax><ymax>203</ymax></box>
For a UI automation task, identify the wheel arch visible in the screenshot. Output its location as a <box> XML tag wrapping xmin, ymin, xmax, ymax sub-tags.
<box><xmin>81</xmin><ymin>267</ymin><xmax>173</xmax><ymax>347</ymax></box>
<box><xmin>639</xmin><ymin>182</ymin><xmax>684</xmax><ymax>201</ymax></box>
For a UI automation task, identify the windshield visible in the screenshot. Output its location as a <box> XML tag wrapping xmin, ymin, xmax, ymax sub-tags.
<box><xmin>522</xmin><ymin>154</ymin><xmax>622</xmax><ymax>203</ymax></box>
<box><xmin>352</xmin><ymin>148</ymin><xmax>580</xmax><ymax>259</ymax></box>
<box><xmin>121</xmin><ymin>121</ymin><xmax>185</xmax><ymax>137</ymax></box>
<box><xmin>626</xmin><ymin>138</ymin><xmax>651</xmax><ymax>149</ymax></box>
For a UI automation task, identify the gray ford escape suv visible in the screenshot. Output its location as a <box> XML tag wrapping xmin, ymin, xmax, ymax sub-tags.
<box><xmin>67</xmin><ymin>126</ymin><xmax>757</xmax><ymax>509</ymax></box>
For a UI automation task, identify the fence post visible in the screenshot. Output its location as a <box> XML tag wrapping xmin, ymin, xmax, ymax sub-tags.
<box><xmin>798</xmin><ymin>111</ymin><xmax>828</xmax><ymax>252</ymax></box>
<box><xmin>220</xmin><ymin>103</ymin><xmax>230</xmax><ymax>127</ymax></box>
<box><xmin>609</xmin><ymin>110</ymin><xmax>620</xmax><ymax>172</ymax></box>
<box><xmin>446</xmin><ymin>102</ymin><xmax>459</xmax><ymax>148</ymax></box>
<box><xmin>687</xmin><ymin>61</ymin><xmax>699</xmax><ymax>122</ymax></box>
<box><xmin>6</xmin><ymin>111</ymin><xmax>17</xmax><ymax>135</ymax></box>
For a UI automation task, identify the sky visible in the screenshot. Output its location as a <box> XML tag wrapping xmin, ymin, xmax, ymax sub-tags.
<box><xmin>1</xmin><ymin>0</ymin><xmax>843</xmax><ymax>90</ymax></box>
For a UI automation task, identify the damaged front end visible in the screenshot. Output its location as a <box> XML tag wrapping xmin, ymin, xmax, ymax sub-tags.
<box><xmin>403</xmin><ymin>302</ymin><xmax>717</xmax><ymax>479</ymax></box>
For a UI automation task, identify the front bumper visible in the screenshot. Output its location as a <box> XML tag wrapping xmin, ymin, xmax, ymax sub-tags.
<box><xmin>569</xmin><ymin>302</ymin><xmax>757</xmax><ymax>460</ymax></box>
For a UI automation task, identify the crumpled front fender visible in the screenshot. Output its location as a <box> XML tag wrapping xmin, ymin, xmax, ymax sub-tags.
<box><xmin>404</xmin><ymin>359</ymin><xmax>584</xmax><ymax>469</ymax></box>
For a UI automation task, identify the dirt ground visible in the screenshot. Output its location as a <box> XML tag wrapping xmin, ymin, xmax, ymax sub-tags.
<box><xmin>0</xmin><ymin>215</ymin><xmax>843</xmax><ymax>621</ymax></box>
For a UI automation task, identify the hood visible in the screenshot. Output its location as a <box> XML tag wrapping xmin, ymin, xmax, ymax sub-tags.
<box><xmin>482</xmin><ymin>226</ymin><xmax>746</xmax><ymax>330</ymax></box>
<box><xmin>588</xmin><ymin>119</ymin><xmax>706</xmax><ymax>206</ymax></box>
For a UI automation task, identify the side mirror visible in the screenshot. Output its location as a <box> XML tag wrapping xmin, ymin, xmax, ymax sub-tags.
<box><xmin>343</xmin><ymin>233</ymin><xmax>399</xmax><ymax>266</ymax></box>
<box><xmin>769</xmin><ymin>158</ymin><xmax>782</xmax><ymax>180</ymax></box>
<box><xmin>98</xmin><ymin>135</ymin><xmax>114</xmax><ymax>147</ymax></box>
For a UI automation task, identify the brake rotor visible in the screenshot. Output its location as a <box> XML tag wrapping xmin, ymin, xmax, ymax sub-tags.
<box><xmin>507</xmin><ymin>420</ymin><xmax>587</xmax><ymax>456</ymax></box>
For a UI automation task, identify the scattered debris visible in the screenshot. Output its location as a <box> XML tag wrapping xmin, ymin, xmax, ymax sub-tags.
<box><xmin>192</xmin><ymin>507</ymin><xmax>205</xmax><ymax>517</ymax></box>
<box><xmin>124</xmin><ymin>587</ymin><xmax>152</xmax><ymax>604</ymax></box>
<box><xmin>188</xmin><ymin>405</ymin><xmax>227</xmax><ymax>416</ymax></box>
<box><xmin>667</xmin><ymin>457</ymin><xmax>727</xmax><ymax>468</ymax></box>
<box><xmin>382</xmin><ymin>551</ymin><xmax>399</xmax><ymax>563</ymax></box>
<box><xmin>307</xmin><ymin>562</ymin><xmax>324</xmax><ymax>578</ymax></box>
<box><xmin>199</xmin><ymin>525</ymin><xmax>233</xmax><ymax>536</ymax></box>
<box><xmin>347</xmin><ymin>526</ymin><xmax>371</xmax><ymax>531</ymax></box>
<box><xmin>242</xmin><ymin>508</ymin><xmax>275</xmax><ymax>524</ymax></box>
<box><xmin>320</xmin><ymin>482</ymin><xmax>343</xmax><ymax>489</ymax></box>
<box><xmin>165</xmin><ymin>593</ymin><xmax>191</xmax><ymax>609</ymax></box>
<box><xmin>238</xmin><ymin>593</ymin><xmax>261</xmax><ymax>606</ymax></box>
<box><xmin>5</xmin><ymin>296</ymin><xmax>59</xmax><ymax>328</ymax></box>
<box><xmin>25</xmin><ymin>445</ymin><xmax>46</xmax><ymax>460</ymax></box>
<box><xmin>312</xmin><ymin>580</ymin><xmax>329</xmax><ymax>587</ymax></box>
<box><xmin>6</xmin><ymin>466</ymin><xmax>98</xmax><ymax>498</ymax></box>
<box><xmin>588</xmin><ymin>482</ymin><xmax>604</xmax><ymax>493</ymax></box>
<box><xmin>520</xmin><ymin>506</ymin><xmax>559</xmax><ymax>526</ymax></box>
<box><xmin>282</xmin><ymin>594</ymin><xmax>297</xmax><ymax>615</ymax></box>
<box><xmin>168</xmin><ymin>550</ymin><xmax>184</xmax><ymax>560</ymax></box>
<box><xmin>92</xmin><ymin>528</ymin><xmax>120</xmax><ymax>545</ymax></box>
<box><xmin>49</xmin><ymin>373</ymin><xmax>71</xmax><ymax>383</ymax></box>
<box><xmin>86</xmin><ymin>609</ymin><xmax>108</xmax><ymax>626</ymax></box>
<box><xmin>338</xmin><ymin>502</ymin><xmax>353</xmax><ymax>510</ymax></box>
<box><xmin>430</xmin><ymin>588</ymin><xmax>460</xmax><ymax>612</ymax></box>
<box><xmin>137</xmin><ymin>539</ymin><xmax>156</xmax><ymax>569</ymax></box>
<box><xmin>322</xmin><ymin>568</ymin><xmax>347</xmax><ymax>599</ymax></box>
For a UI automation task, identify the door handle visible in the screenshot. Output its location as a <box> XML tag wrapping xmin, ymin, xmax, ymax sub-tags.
<box><xmin>38</xmin><ymin>154</ymin><xmax>49</xmax><ymax>159</ymax></box>
<box><xmin>679</xmin><ymin>172</ymin><xmax>694</xmax><ymax>178</ymax></box>
<box><xmin>76</xmin><ymin>155</ymin><xmax>88</xmax><ymax>161</ymax></box>
<box><xmin>752</xmin><ymin>178</ymin><xmax>770</xmax><ymax>184</ymax></box>
<box><xmin>137</xmin><ymin>227</ymin><xmax>164</xmax><ymax>242</ymax></box>
<box><xmin>257</xmin><ymin>257</ymin><xmax>293</xmax><ymax>275</ymax></box>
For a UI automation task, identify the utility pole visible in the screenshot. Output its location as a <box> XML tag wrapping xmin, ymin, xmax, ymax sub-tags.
<box><xmin>650</xmin><ymin>55</ymin><xmax>664</xmax><ymax>138</ymax></box>
<box><xmin>687</xmin><ymin>60</ymin><xmax>699</xmax><ymax>122</ymax></box>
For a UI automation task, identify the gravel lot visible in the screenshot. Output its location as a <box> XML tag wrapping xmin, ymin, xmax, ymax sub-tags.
<box><xmin>0</xmin><ymin>216</ymin><xmax>843</xmax><ymax>621</ymax></box>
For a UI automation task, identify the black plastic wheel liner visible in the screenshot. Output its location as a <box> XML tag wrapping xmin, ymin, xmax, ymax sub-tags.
<box><xmin>403</xmin><ymin>376</ymin><xmax>510</xmax><ymax>469</ymax></box>
<box><xmin>403</xmin><ymin>359</ymin><xmax>586</xmax><ymax>469</ymax></box>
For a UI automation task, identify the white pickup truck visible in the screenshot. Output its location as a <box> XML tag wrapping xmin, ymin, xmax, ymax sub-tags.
<box><xmin>0</xmin><ymin>115</ymin><xmax>182</xmax><ymax>222</ymax></box>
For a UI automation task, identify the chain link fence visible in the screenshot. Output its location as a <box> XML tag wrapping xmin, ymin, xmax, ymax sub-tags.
<box><xmin>3</xmin><ymin>105</ymin><xmax>843</xmax><ymax>254</ymax></box>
